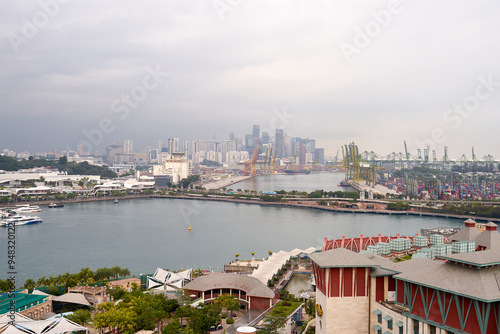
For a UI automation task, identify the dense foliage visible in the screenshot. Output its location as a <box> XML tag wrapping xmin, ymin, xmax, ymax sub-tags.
<box><xmin>0</xmin><ymin>266</ymin><xmax>132</xmax><ymax>292</ymax></box>
<box><xmin>0</xmin><ymin>156</ymin><xmax>116</xmax><ymax>178</ymax></box>
<box><xmin>94</xmin><ymin>292</ymin><xmax>179</xmax><ymax>334</ymax></box>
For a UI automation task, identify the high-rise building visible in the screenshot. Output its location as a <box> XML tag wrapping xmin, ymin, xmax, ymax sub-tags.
<box><xmin>183</xmin><ymin>141</ymin><xmax>190</xmax><ymax>158</ymax></box>
<box><xmin>221</xmin><ymin>140</ymin><xmax>237</xmax><ymax>162</ymax></box>
<box><xmin>229</xmin><ymin>131</ymin><xmax>235</xmax><ymax>141</ymax></box>
<box><xmin>275</xmin><ymin>129</ymin><xmax>284</xmax><ymax>158</ymax></box>
<box><xmin>106</xmin><ymin>144</ymin><xmax>123</xmax><ymax>164</ymax></box>
<box><xmin>148</xmin><ymin>149</ymin><xmax>158</xmax><ymax>162</ymax></box>
<box><xmin>168</xmin><ymin>138</ymin><xmax>179</xmax><ymax>153</ymax></box>
<box><xmin>252</xmin><ymin>125</ymin><xmax>260</xmax><ymax>146</ymax></box>
<box><xmin>124</xmin><ymin>140</ymin><xmax>133</xmax><ymax>154</ymax></box>
<box><xmin>262</xmin><ymin>131</ymin><xmax>270</xmax><ymax>145</ymax></box>
<box><xmin>315</xmin><ymin>148</ymin><xmax>325</xmax><ymax>164</ymax></box>
<box><xmin>252</xmin><ymin>125</ymin><xmax>260</xmax><ymax>140</ymax></box>
<box><xmin>77</xmin><ymin>144</ymin><xmax>88</xmax><ymax>156</ymax></box>
<box><xmin>245</xmin><ymin>134</ymin><xmax>253</xmax><ymax>153</ymax></box>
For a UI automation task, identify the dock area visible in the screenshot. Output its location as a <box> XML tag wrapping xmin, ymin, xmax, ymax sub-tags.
<box><xmin>202</xmin><ymin>175</ymin><xmax>253</xmax><ymax>190</ymax></box>
<box><xmin>348</xmin><ymin>180</ymin><xmax>400</xmax><ymax>195</ymax></box>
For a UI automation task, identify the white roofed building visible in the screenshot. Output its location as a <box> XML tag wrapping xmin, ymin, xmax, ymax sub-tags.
<box><xmin>147</xmin><ymin>268</ymin><xmax>193</xmax><ymax>292</ymax></box>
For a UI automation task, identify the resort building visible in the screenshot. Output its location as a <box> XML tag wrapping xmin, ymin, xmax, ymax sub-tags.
<box><xmin>183</xmin><ymin>273</ymin><xmax>276</xmax><ymax>310</ymax></box>
<box><xmin>107</xmin><ymin>277</ymin><xmax>142</xmax><ymax>292</ymax></box>
<box><xmin>0</xmin><ymin>292</ymin><xmax>52</xmax><ymax>320</ymax></box>
<box><xmin>310</xmin><ymin>220</ymin><xmax>500</xmax><ymax>334</ymax></box>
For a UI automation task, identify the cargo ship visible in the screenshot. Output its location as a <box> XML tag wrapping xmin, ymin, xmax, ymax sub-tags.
<box><xmin>284</xmin><ymin>169</ymin><xmax>311</xmax><ymax>175</ymax></box>
<box><xmin>337</xmin><ymin>180</ymin><xmax>350</xmax><ymax>187</ymax></box>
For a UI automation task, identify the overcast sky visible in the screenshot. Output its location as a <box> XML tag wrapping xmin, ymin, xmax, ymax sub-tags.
<box><xmin>1</xmin><ymin>0</ymin><xmax>499</xmax><ymax>159</ymax></box>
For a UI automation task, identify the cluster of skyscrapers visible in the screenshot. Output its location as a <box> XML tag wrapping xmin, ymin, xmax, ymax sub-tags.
<box><xmin>1</xmin><ymin>125</ymin><xmax>326</xmax><ymax>170</ymax></box>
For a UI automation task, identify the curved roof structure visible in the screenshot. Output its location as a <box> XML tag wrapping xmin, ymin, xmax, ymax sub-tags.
<box><xmin>183</xmin><ymin>274</ymin><xmax>275</xmax><ymax>298</ymax></box>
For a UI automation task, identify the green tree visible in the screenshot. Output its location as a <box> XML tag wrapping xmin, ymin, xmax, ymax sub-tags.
<box><xmin>162</xmin><ymin>319</ymin><xmax>180</xmax><ymax>334</ymax></box>
<box><xmin>58</xmin><ymin>156</ymin><xmax>68</xmax><ymax>165</ymax></box>
<box><xmin>67</xmin><ymin>309</ymin><xmax>91</xmax><ymax>326</ymax></box>
<box><xmin>260</xmin><ymin>315</ymin><xmax>287</xmax><ymax>334</ymax></box>
<box><xmin>23</xmin><ymin>279</ymin><xmax>36</xmax><ymax>289</ymax></box>
<box><xmin>226</xmin><ymin>296</ymin><xmax>240</xmax><ymax>319</ymax></box>
<box><xmin>175</xmin><ymin>305</ymin><xmax>191</xmax><ymax>328</ymax></box>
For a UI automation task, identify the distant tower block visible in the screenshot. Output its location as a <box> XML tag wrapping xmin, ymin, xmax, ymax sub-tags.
<box><xmin>368</xmin><ymin>190</ymin><xmax>373</xmax><ymax>200</ymax></box>
<box><xmin>360</xmin><ymin>191</ymin><xmax>365</xmax><ymax>200</ymax></box>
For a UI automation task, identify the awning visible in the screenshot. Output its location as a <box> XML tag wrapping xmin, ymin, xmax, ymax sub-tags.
<box><xmin>52</xmin><ymin>294</ymin><xmax>91</xmax><ymax>307</ymax></box>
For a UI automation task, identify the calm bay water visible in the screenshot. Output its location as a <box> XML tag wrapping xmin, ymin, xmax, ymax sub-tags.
<box><xmin>1</xmin><ymin>173</ymin><xmax>463</xmax><ymax>286</ymax></box>
<box><xmin>236</xmin><ymin>172</ymin><xmax>349</xmax><ymax>192</ymax></box>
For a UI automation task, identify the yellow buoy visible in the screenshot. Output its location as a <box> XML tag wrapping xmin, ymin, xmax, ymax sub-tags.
<box><xmin>188</xmin><ymin>224</ymin><xmax>192</xmax><ymax>231</ymax></box>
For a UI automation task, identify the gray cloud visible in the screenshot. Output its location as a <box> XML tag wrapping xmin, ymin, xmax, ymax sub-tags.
<box><xmin>1</xmin><ymin>0</ymin><xmax>500</xmax><ymax>159</ymax></box>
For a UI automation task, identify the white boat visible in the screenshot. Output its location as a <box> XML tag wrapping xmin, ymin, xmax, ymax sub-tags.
<box><xmin>114</xmin><ymin>199</ymin><xmax>119</xmax><ymax>203</ymax></box>
<box><xmin>0</xmin><ymin>215</ymin><xmax>42</xmax><ymax>226</ymax></box>
<box><xmin>14</xmin><ymin>204</ymin><xmax>42</xmax><ymax>213</ymax></box>
<box><xmin>0</xmin><ymin>210</ymin><xmax>14</xmax><ymax>218</ymax></box>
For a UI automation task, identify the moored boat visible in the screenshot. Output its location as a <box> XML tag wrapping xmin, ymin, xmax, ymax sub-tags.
<box><xmin>0</xmin><ymin>215</ymin><xmax>42</xmax><ymax>226</ymax></box>
<box><xmin>48</xmin><ymin>203</ymin><xmax>64</xmax><ymax>208</ymax></box>
<box><xmin>14</xmin><ymin>204</ymin><xmax>42</xmax><ymax>213</ymax></box>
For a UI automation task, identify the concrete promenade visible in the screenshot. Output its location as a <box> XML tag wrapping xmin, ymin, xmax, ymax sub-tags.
<box><xmin>151</xmin><ymin>194</ymin><xmax>500</xmax><ymax>223</ymax></box>
<box><xmin>348</xmin><ymin>180</ymin><xmax>399</xmax><ymax>195</ymax></box>
<box><xmin>202</xmin><ymin>175</ymin><xmax>253</xmax><ymax>190</ymax></box>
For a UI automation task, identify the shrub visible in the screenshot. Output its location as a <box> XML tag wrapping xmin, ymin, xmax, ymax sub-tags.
<box><xmin>226</xmin><ymin>319</ymin><xmax>235</xmax><ymax>324</ymax></box>
<box><xmin>221</xmin><ymin>313</ymin><xmax>227</xmax><ymax>319</ymax></box>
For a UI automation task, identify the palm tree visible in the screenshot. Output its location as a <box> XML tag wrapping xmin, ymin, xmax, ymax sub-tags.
<box><xmin>191</xmin><ymin>268</ymin><xmax>204</xmax><ymax>278</ymax></box>
<box><xmin>37</xmin><ymin>276</ymin><xmax>46</xmax><ymax>287</ymax></box>
<box><xmin>226</xmin><ymin>296</ymin><xmax>240</xmax><ymax>319</ymax></box>
<box><xmin>111</xmin><ymin>266</ymin><xmax>121</xmax><ymax>278</ymax></box>
<box><xmin>78</xmin><ymin>267</ymin><xmax>95</xmax><ymax>284</ymax></box>
<box><xmin>24</xmin><ymin>279</ymin><xmax>36</xmax><ymax>289</ymax></box>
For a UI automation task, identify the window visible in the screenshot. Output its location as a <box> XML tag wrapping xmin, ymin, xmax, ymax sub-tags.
<box><xmin>373</xmin><ymin>324</ymin><xmax>382</xmax><ymax>334</ymax></box>
<box><xmin>413</xmin><ymin>320</ymin><xmax>419</xmax><ymax>334</ymax></box>
<box><xmin>395</xmin><ymin>321</ymin><xmax>404</xmax><ymax>334</ymax></box>
<box><xmin>374</xmin><ymin>309</ymin><xmax>382</xmax><ymax>323</ymax></box>
<box><xmin>429</xmin><ymin>325</ymin><xmax>436</xmax><ymax>334</ymax></box>
<box><xmin>383</xmin><ymin>315</ymin><xmax>393</xmax><ymax>330</ymax></box>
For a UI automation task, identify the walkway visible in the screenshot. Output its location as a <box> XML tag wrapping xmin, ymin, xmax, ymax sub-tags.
<box><xmin>202</xmin><ymin>175</ymin><xmax>253</xmax><ymax>190</ymax></box>
<box><xmin>225</xmin><ymin>310</ymin><xmax>266</xmax><ymax>334</ymax></box>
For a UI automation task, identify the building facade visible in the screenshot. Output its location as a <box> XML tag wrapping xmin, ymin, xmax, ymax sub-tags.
<box><xmin>310</xmin><ymin>224</ymin><xmax>500</xmax><ymax>334</ymax></box>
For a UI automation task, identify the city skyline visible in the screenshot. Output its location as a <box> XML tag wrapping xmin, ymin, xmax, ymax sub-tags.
<box><xmin>1</xmin><ymin>1</ymin><xmax>500</xmax><ymax>158</ymax></box>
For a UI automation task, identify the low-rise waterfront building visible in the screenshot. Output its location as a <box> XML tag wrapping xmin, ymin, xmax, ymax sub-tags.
<box><xmin>183</xmin><ymin>273</ymin><xmax>276</xmax><ymax>310</ymax></box>
<box><xmin>0</xmin><ymin>291</ymin><xmax>52</xmax><ymax>320</ymax></box>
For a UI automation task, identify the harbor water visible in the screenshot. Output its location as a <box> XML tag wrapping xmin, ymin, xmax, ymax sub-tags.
<box><xmin>1</xmin><ymin>173</ymin><xmax>462</xmax><ymax>285</ymax></box>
